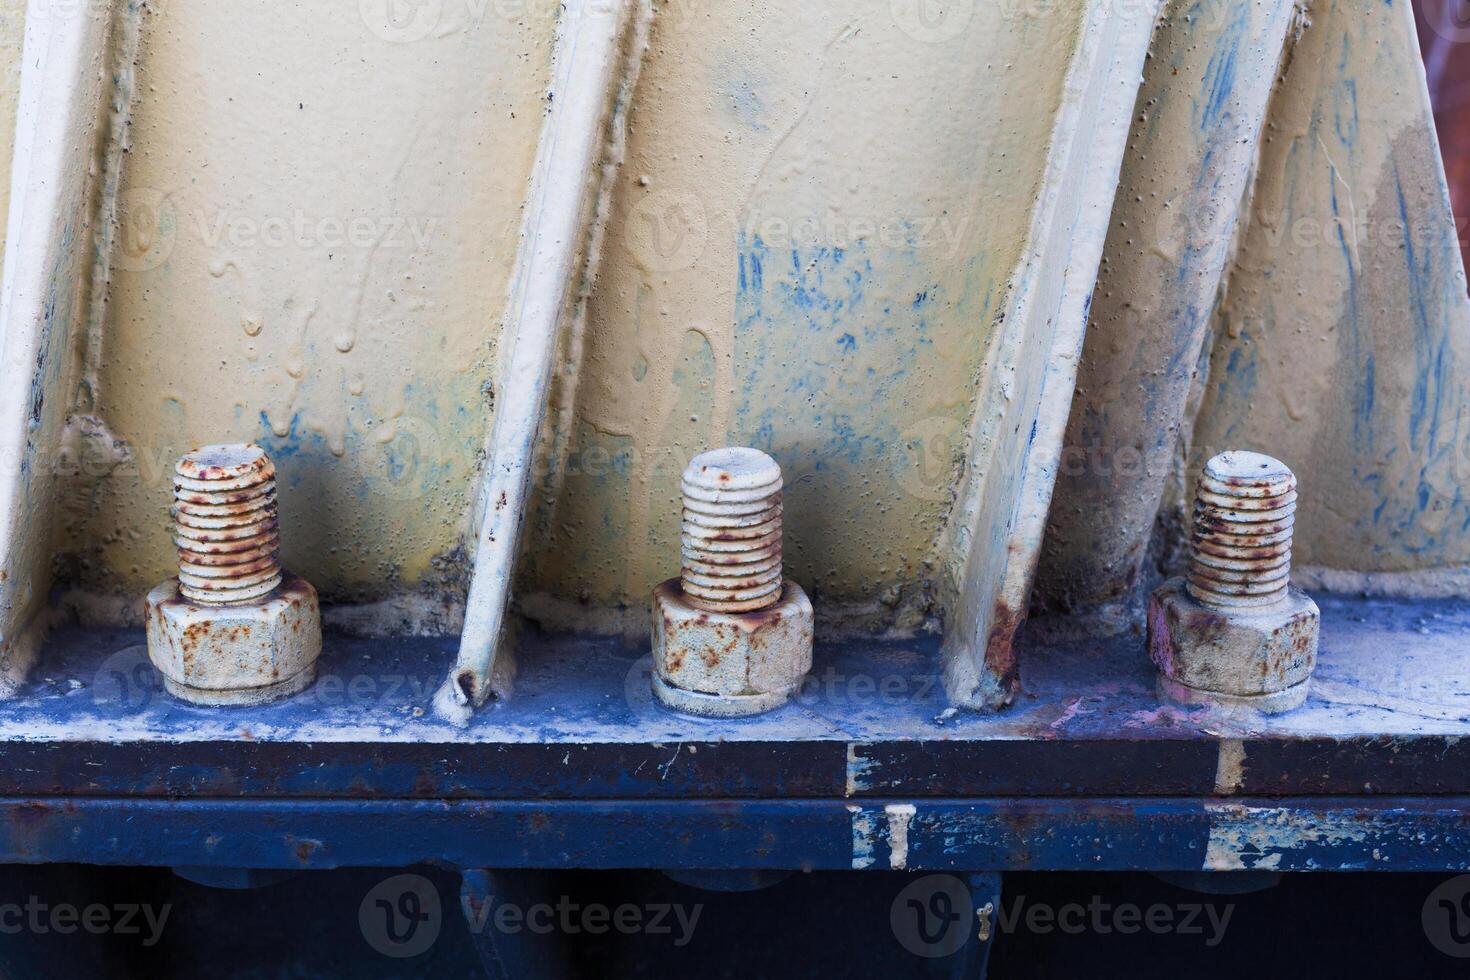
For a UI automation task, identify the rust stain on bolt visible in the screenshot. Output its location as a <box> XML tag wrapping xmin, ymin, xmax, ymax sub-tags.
<box><xmin>650</xmin><ymin>448</ymin><xmax>813</xmax><ymax>718</ymax></box>
<box><xmin>145</xmin><ymin>445</ymin><xmax>322</xmax><ymax>707</ymax></box>
<box><xmin>1148</xmin><ymin>450</ymin><xmax>1320</xmax><ymax>714</ymax></box>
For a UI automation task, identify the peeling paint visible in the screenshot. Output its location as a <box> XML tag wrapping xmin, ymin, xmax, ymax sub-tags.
<box><xmin>1204</xmin><ymin>804</ymin><xmax>1371</xmax><ymax>871</ymax></box>
<box><xmin>845</xmin><ymin>743</ymin><xmax>874</xmax><ymax>797</ymax></box>
<box><xmin>847</xmin><ymin>804</ymin><xmax>875</xmax><ymax>870</ymax></box>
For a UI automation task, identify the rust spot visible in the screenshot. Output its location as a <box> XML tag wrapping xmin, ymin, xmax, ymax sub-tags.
<box><xmin>347</xmin><ymin>778</ymin><xmax>378</xmax><ymax>798</ymax></box>
<box><xmin>982</xmin><ymin>602</ymin><xmax>1024</xmax><ymax>683</ymax></box>
<box><xmin>291</xmin><ymin>838</ymin><xmax>321</xmax><ymax>864</ymax></box>
<box><xmin>456</xmin><ymin>669</ymin><xmax>477</xmax><ymax>701</ymax></box>
<box><xmin>11</xmin><ymin>801</ymin><xmax>55</xmax><ymax>828</ymax></box>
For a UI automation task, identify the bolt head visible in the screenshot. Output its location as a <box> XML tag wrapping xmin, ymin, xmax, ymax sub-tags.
<box><xmin>651</xmin><ymin>578</ymin><xmax>812</xmax><ymax>713</ymax></box>
<box><xmin>145</xmin><ymin>572</ymin><xmax>321</xmax><ymax>706</ymax></box>
<box><xmin>1148</xmin><ymin>576</ymin><xmax>1319</xmax><ymax>702</ymax></box>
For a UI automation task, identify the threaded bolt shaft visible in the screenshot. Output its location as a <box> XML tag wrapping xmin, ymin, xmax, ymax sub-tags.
<box><xmin>680</xmin><ymin>447</ymin><xmax>784</xmax><ymax>613</ymax></box>
<box><xmin>1187</xmin><ymin>450</ymin><xmax>1297</xmax><ymax>609</ymax></box>
<box><xmin>172</xmin><ymin>444</ymin><xmax>282</xmax><ymax>604</ymax></box>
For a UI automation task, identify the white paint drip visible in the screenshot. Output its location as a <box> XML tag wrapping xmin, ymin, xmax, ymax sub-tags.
<box><xmin>885</xmin><ymin>803</ymin><xmax>917</xmax><ymax>870</ymax></box>
<box><xmin>1214</xmin><ymin>738</ymin><xmax>1246</xmax><ymax>795</ymax></box>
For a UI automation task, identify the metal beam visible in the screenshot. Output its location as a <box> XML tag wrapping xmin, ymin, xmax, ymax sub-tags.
<box><xmin>438</xmin><ymin>0</ymin><xmax>646</xmax><ymax>721</ymax></box>
<box><xmin>1036</xmin><ymin>0</ymin><xmax>1305</xmax><ymax>614</ymax></box>
<box><xmin>939</xmin><ymin>0</ymin><xmax>1162</xmax><ymax>709</ymax></box>
<box><xmin>0</xmin><ymin>797</ymin><xmax>1466</xmax><ymax>872</ymax></box>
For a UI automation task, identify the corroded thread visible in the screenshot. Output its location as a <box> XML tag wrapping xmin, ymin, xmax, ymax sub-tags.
<box><xmin>173</xmin><ymin>444</ymin><xmax>282</xmax><ymax>604</ymax></box>
<box><xmin>680</xmin><ymin>447</ymin><xmax>783</xmax><ymax>613</ymax></box>
<box><xmin>1187</xmin><ymin>450</ymin><xmax>1296</xmax><ymax>609</ymax></box>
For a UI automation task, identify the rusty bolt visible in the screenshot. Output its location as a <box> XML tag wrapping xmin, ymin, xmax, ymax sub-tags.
<box><xmin>681</xmin><ymin>447</ymin><xmax>784</xmax><ymax>613</ymax></box>
<box><xmin>650</xmin><ymin>448</ymin><xmax>812</xmax><ymax>717</ymax></box>
<box><xmin>1149</xmin><ymin>450</ymin><xmax>1320</xmax><ymax>713</ymax></box>
<box><xmin>145</xmin><ymin>444</ymin><xmax>321</xmax><ymax>706</ymax></box>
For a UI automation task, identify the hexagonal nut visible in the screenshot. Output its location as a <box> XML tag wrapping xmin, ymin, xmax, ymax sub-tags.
<box><xmin>651</xmin><ymin>578</ymin><xmax>813</xmax><ymax>712</ymax></box>
<box><xmin>146</xmin><ymin>572</ymin><xmax>321</xmax><ymax>706</ymax></box>
<box><xmin>1148</xmin><ymin>576</ymin><xmax>1319</xmax><ymax>701</ymax></box>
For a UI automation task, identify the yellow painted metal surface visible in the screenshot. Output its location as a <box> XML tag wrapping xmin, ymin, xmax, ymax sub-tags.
<box><xmin>72</xmin><ymin>1</ymin><xmax>555</xmax><ymax>604</ymax></box>
<box><xmin>1190</xmin><ymin>0</ymin><xmax>1470</xmax><ymax>582</ymax></box>
<box><xmin>518</xmin><ymin>0</ymin><xmax>1085</xmax><ymax>623</ymax></box>
<box><xmin>0</xmin><ymin>0</ymin><xmax>1462</xmax><ymax>686</ymax></box>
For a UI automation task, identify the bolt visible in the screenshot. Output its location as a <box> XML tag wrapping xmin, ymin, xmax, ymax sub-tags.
<box><xmin>1186</xmin><ymin>450</ymin><xmax>1296</xmax><ymax>608</ymax></box>
<box><xmin>172</xmin><ymin>444</ymin><xmax>282</xmax><ymax>604</ymax></box>
<box><xmin>1148</xmin><ymin>449</ymin><xmax>1319</xmax><ymax>714</ymax></box>
<box><xmin>146</xmin><ymin>443</ymin><xmax>320</xmax><ymax>706</ymax></box>
<box><xmin>680</xmin><ymin>447</ymin><xmax>783</xmax><ymax>613</ymax></box>
<box><xmin>649</xmin><ymin>447</ymin><xmax>812</xmax><ymax>717</ymax></box>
